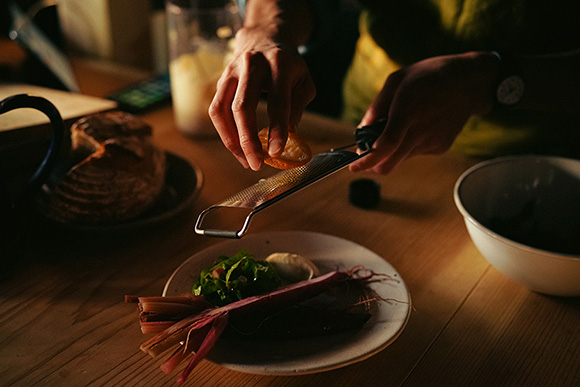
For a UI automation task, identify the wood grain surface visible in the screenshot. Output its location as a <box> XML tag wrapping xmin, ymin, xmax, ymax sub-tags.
<box><xmin>1</xmin><ymin>54</ymin><xmax>579</xmax><ymax>387</ymax></box>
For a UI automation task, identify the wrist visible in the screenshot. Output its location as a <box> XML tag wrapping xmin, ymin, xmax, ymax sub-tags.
<box><xmin>242</xmin><ymin>0</ymin><xmax>313</xmax><ymax>48</ymax></box>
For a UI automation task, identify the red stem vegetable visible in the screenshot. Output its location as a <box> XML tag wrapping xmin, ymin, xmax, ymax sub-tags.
<box><xmin>126</xmin><ymin>266</ymin><xmax>398</xmax><ymax>384</ymax></box>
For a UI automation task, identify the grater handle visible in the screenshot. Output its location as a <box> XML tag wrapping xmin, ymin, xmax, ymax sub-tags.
<box><xmin>202</xmin><ymin>229</ymin><xmax>242</xmax><ymax>239</ymax></box>
<box><xmin>194</xmin><ymin>206</ymin><xmax>256</xmax><ymax>239</ymax></box>
<box><xmin>356</xmin><ymin>117</ymin><xmax>388</xmax><ymax>152</ymax></box>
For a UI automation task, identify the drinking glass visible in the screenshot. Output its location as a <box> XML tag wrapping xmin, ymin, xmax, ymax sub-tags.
<box><xmin>167</xmin><ymin>0</ymin><xmax>241</xmax><ymax>137</ymax></box>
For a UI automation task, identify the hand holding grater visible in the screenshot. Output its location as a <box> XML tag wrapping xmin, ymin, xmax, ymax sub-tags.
<box><xmin>194</xmin><ymin>118</ymin><xmax>387</xmax><ymax>238</ymax></box>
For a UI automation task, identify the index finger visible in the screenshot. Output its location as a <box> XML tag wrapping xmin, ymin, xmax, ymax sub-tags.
<box><xmin>230</xmin><ymin>52</ymin><xmax>271</xmax><ymax>170</ymax></box>
<box><xmin>210</xmin><ymin>70</ymin><xmax>249</xmax><ymax>169</ymax></box>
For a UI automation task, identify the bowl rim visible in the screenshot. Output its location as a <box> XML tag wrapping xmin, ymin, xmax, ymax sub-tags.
<box><xmin>454</xmin><ymin>154</ymin><xmax>580</xmax><ymax>261</ymax></box>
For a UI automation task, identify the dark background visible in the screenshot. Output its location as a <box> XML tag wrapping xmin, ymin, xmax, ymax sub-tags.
<box><xmin>1</xmin><ymin>0</ymin><xmax>360</xmax><ymax>118</ymax></box>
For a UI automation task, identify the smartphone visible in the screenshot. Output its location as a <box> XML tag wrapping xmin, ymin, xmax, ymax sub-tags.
<box><xmin>106</xmin><ymin>72</ymin><xmax>172</xmax><ymax>114</ymax></box>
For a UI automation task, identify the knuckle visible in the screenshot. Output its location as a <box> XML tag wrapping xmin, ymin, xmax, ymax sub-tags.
<box><xmin>221</xmin><ymin>137</ymin><xmax>241</xmax><ymax>153</ymax></box>
<box><xmin>231</xmin><ymin>97</ymin><xmax>253</xmax><ymax>114</ymax></box>
<box><xmin>238</xmin><ymin>133</ymin><xmax>256</xmax><ymax>149</ymax></box>
<box><xmin>208</xmin><ymin>100</ymin><xmax>224</xmax><ymax>119</ymax></box>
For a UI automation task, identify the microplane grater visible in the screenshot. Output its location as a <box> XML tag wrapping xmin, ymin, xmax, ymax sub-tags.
<box><xmin>194</xmin><ymin>118</ymin><xmax>387</xmax><ymax>238</ymax></box>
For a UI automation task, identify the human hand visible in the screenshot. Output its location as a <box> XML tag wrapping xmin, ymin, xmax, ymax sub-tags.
<box><xmin>350</xmin><ymin>51</ymin><xmax>500</xmax><ymax>174</ymax></box>
<box><xmin>209</xmin><ymin>26</ymin><xmax>316</xmax><ymax>171</ymax></box>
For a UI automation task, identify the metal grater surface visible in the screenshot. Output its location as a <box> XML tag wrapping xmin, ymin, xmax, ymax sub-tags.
<box><xmin>216</xmin><ymin>149</ymin><xmax>361</xmax><ymax>210</ymax></box>
<box><xmin>195</xmin><ymin>118</ymin><xmax>386</xmax><ymax>238</ymax></box>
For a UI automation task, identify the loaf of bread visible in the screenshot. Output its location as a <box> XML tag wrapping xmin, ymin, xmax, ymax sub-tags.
<box><xmin>46</xmin><ymin>111</ymin><xmax>166</xmax><ymax>225</ymax></box>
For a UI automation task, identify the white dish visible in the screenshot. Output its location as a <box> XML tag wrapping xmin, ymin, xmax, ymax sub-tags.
<box><xmin>454</xmin><ymin>155</ymin><xmax>580</xmax><ymax>296</ymax></box>
<box><xmin>163</xmin><ymin>231</ymin><xmax>411</xmax><ymax>375</ymax></box>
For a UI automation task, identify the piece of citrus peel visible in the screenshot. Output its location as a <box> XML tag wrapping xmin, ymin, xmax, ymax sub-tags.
<box><xmin>258</xmin><ymin>127</ymin><xmax>312</xmax><ymax>169</ymax></box>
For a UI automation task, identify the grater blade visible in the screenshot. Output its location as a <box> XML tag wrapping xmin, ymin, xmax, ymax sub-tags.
<box><xmin>195</xmin><ymin>149</ymin><xmax>362</xmax><ymax>238</ymax></box>
<box><xmin>194</xmin><ymin>117</ymin><xmax>387</xmax><ymax>238</ymax></box>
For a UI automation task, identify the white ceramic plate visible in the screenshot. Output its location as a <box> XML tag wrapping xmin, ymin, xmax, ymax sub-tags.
<box><xmin>163</xmin><ymin>231</ymin><xmax>411</xmax><ymax>375</ymax></box>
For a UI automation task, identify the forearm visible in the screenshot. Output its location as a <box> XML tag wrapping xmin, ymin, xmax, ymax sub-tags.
<box><xmin>242</xmin><ymin>0</ymin><xmax>314</xmax><ymax>48</ymax></box>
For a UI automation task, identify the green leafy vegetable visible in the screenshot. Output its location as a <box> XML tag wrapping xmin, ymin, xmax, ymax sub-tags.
<box><xmin>193</xmin><ymin>250</ymin><xmax>281</xmax><ymax>306</ymax></box>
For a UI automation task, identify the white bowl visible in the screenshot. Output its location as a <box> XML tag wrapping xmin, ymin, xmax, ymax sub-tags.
<box><xmin>454</xmin><ymin>155</ymin><xmax>580</xmax><ymax>296</ymax></box>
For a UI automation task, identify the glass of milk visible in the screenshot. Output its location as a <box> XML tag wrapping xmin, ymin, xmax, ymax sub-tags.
<box><xmin>166</xmin><ymin>0</ymin><xmax>241</xmax><ymax>137</ymax></box>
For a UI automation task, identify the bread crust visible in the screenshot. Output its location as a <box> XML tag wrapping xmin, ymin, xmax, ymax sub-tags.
<box><xmin>46</xmin><ymin>111</ymin><xmax>166</xmax><ymax>224</ymax></box>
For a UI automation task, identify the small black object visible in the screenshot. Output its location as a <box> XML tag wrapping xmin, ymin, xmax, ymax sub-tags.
<box><xmin>349</xmin><ymin>178</ymin><xmax>381</xmax><ymax>209</ymax></box>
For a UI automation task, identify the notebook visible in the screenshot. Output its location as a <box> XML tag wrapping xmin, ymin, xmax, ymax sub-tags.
<box><xmin>0</xmin><ymin>83</ymin><xmax>117</xmax><ymax>133</ymax></box>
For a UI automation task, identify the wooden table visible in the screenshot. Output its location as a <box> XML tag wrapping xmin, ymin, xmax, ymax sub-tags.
<box><xmin>1</xmin><ymin>56</ymin><xmax>579</xmax><ymax>387</ymax></box>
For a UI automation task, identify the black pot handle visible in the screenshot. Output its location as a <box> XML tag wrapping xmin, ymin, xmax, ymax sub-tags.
<box><xmin>0</xmin><ymin>94</ymin><xmax>67</xmax><ymax>208</ymax></box>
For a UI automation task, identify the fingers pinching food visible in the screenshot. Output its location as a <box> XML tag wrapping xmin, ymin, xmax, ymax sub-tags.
<box><xmin>258</xmin><ymin>127</ymin><xmax>311</xmax><ymax>169</ymax></box>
